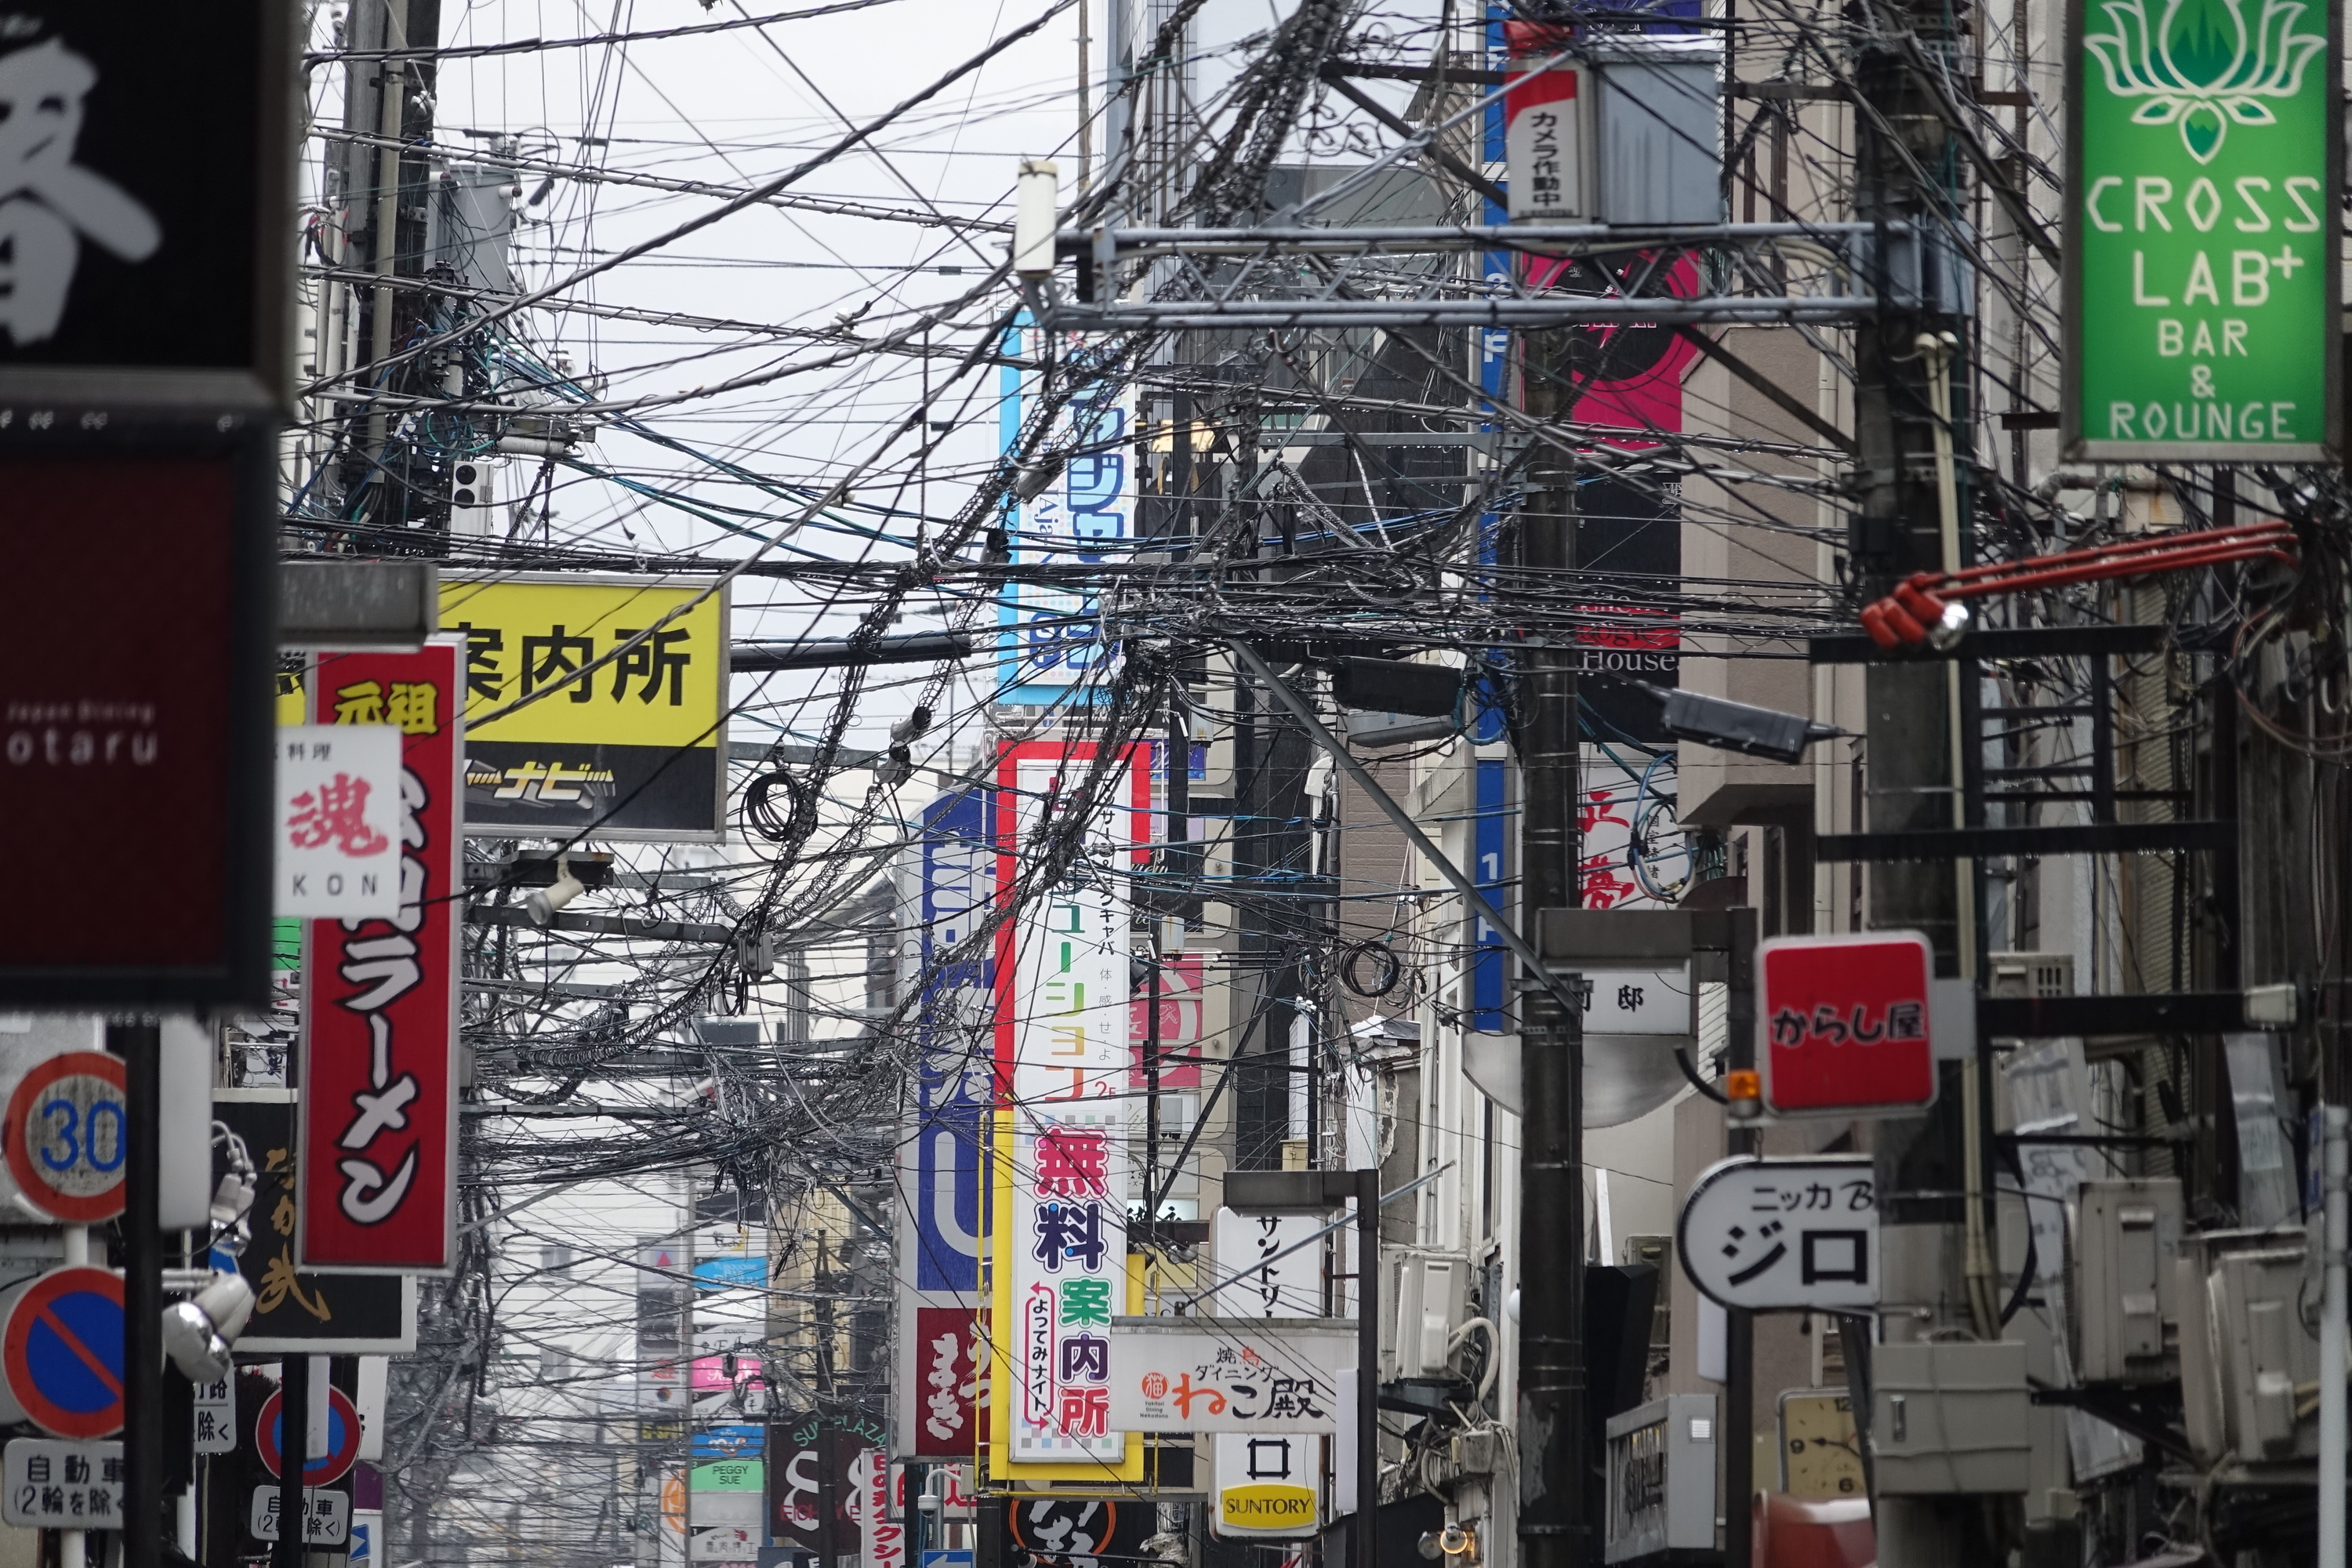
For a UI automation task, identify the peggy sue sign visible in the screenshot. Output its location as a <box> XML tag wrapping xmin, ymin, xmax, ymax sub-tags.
<box><xmin>2064</xmin><ymin>0</ymin><xmax>2340</xmax><ymax>459</ymax></box>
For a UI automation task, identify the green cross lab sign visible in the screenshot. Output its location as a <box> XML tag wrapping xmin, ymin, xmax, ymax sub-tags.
<box><xmin>2065</xmin><ymin>0</ymin><xmax>2341</xmax><ymax>459</ymax></box>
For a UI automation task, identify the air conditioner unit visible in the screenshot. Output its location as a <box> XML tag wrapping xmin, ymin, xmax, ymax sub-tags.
<box><xmin>2171</xmin><ymin>1227</ymin><xmax>2307</xmax><ymax>1465</ymax></box>
<box><xmin>1381</xmin><ymin>1249</ymin><xmax>1470</xmax><ymax>1381</ymax></box>
<box><xmin>2212</xmin><ymin>1241</ymin><xmax>2318</xmax><ymax>1461</ymax></box>
<box><xmin>2069</xmin><ymin>1179</ymin><xmax>2182</xmax><ymax>1383</ymax></box>
<box><xmin>1987</xmin><ymin>952</ymin><xmax>2075</xmax><ymax>999</ymax></box>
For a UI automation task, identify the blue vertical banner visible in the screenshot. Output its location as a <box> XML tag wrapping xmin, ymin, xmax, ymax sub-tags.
<box><xmin>906</xmin><ymin>787</ymin><xmax>994</xmax><ymax>1292</ymax></box>
<box><xmin>895</xmin><ymin>786</ymin><xmax>994</xmax><ymax>1457</ymax></box>
<box><xmin>1472</xmin><ymin>760</ymin><xmax>1508</xmax><ymax>1029</ymax></box>
<box><xmin>997</xmin><ymin>328</ymin><xmax>1134</xmax><ymax>704</ymax></box>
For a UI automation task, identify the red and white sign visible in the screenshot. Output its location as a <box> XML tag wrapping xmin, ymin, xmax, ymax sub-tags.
<box><xmin>992</xmin><ymin>742</ymin><xmax>1150</xmax><ymax>1469</ymax></box>
<box><xmin>255</xmin><ymin>1385</ymin><xmax>364</xmax><ymax>1485</ymax></box>
<box><xmin>1759</xmin><ymin>932</ymin><xmax>1937</xmax><ymax>1116</ymax></box>
<box><xmin>3</xmin><ymin>1267</ymin><xmax>125</xmax><ymax>1439</ymax></box>
<box><xmin>1504</xmin><ymin>23</ymin><xmax>1588</xmax><ymax>220</ymax></box>
<box><xmin>274</xmin><ymin>724</ymin><xmax>403</xmax><ymax>919</ymax></box>
<box><xmin>5</xmin><ymin>1052</ymin><xmax>127</xmax><ymax>1223</ymax></box>
<box><xmin>299</xmin><ymin>644</ymin><xmax>463</xmax><ymax>1272</ymax></box>
<box><xmin>907</xmin><ymin>1305</ymin><xmax>979</xmax><ymax>1457</ymax></box>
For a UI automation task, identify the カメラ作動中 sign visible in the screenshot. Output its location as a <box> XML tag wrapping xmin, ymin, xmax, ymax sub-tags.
<box><xmin>2064</xmin><ymin>0</ymin><xmax>2340</xmax><ymax>458</ymax></box>
<box><xmin>438</xmin><ymin>575</ymin><xmax>727</xmax><ymax>840</ymax></box>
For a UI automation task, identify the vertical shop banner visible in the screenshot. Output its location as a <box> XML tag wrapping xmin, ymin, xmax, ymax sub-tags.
<box><xmin>298</xmin><ymin>644</ymin><xmax>462</xmax><ymax>1272</ymax></box>
<box><xmin>2065</xmin><ymin>0</ymin><xmax>2339</xmax><ymax>458</ymax></box>
<box><xmin>212</xmin><ymin>1094</ymin><xmax>418</xmax><ymax>1352</ymax></box>
<box><xmin>0</xmin><ymin>448</ymin><xmax>274</xmax><ymax>1006</ymax></box>
<box><xmin>997</xmin><ymin>345</ymin><xmax>1133</xmax><ymax>703</ymax></box>
<box><xmin>895</xmin><ymin>788</ymin><xmax>993</xmax><ymax>1457</ymax></box>
<box><xmin>844</xmin><ymin>1448</ymin><xmax>904</xmax><ymax>1568</ymax></box>
<box><xmin>437</xmin><ymin>575</ymin><xmax>728</xmax><ymax>840</ymax></box>
<box><xmin>991</xmin><ymin>743</ymin><xmax>1149</xmax><ymax>1477</ymax></box>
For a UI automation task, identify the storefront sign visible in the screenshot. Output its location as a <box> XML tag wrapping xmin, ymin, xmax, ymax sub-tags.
<box><xmin>298</xmin><ymin>644</ymin><xmax>461</xmax><ymax>1273</ymax></box>
<box><xmin>2065</xmin><ymin>0</ymin><xmax>2339</xmax><ymax>457</ymax></box>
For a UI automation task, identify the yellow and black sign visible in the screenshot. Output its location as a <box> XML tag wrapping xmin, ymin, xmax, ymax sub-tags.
<box><xmin>438</xmin><ymin>574</ymin><xmax>728</xmax><ymax>840</ymax></box>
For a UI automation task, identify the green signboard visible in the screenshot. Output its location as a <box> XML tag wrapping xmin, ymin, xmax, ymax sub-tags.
<box><xmin>2066</xmin><ymin>0</ymin><xmax>2340</xmax><ymax>459</ymax></box>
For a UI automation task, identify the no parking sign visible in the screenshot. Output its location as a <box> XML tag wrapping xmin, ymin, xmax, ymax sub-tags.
<box><xmin>255</xmin><ymin>1385</ymin><xmax>363</xmax><ymax>1486</ymax></box>
<box><xmin>2</xmin><ymin>1268</ymin><xmax>124</xmax><ymax>1439</ymax></box>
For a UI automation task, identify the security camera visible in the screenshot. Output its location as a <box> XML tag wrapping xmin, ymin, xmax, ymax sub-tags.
<box><xmin>527</xmin><ymin>855</ymin><xmax>585</xmax><ymax>927</ymax></box>
<box><xmin>163</xmin><ymin>1272</ymin><xmax>257</xmax><ymax>1384</ymax></box>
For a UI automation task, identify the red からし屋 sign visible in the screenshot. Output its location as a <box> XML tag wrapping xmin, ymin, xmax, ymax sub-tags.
<box><xmin>298</xmin><ymin>643</ymin><xmax>463</xmax><ymax>1272</ymax></box>
<box><xmin>1758</xmin><ymin>932</ymin><xmax>1937</xmax><ymax>1116</ymax></box>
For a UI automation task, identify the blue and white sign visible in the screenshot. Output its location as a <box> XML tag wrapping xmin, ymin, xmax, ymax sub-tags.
<box><xmin>997</xmin><ymin>328</ymin><xmax>1132</xmax><ymax>703</ymax></box>
<box><xmin>906</xmin><ymin>789</ymin><xmax>992</xmax><ymax>1294</ymax></box>
<box><xmin>893</xmin><ymin>787</ymin><xmax>994</xmax><ymax>1457</ymax></box>
<box><xmin>693</xmin><ymin>1424</ymin><xmax>764</xmax><ymax>1461</ymax></box>
<box><xmin>350</xmin><ymin>1508</ymin><xmax>381</xmax><ymax>1566</ymax></box>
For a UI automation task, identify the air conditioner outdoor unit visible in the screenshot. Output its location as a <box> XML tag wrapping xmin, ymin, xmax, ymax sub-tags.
<box><xmin>1381</xmin><ymin>1249</ymin><xmax>1471</xmax><ymax>1381</ymax></box>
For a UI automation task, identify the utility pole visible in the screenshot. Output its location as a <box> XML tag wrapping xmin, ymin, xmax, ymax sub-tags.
<box><xmin>118</xmin><ymin>1023</ymin><xmax>162</xmax><ymax>1568</ymax></box>
<box><xmin>1848</xmin><ymin>9</ymin><xmax>1988</xmax><ymax>1567</ymax></box>
<box><xmin>1515</xmin><ymin>328</ymin><xmax>1586</xmax><ymax>1568</ymax></box>
<box><xmin>339</xmin><ymin>0</ymin><xmax>442</xmax><ymax>534</ymax></box>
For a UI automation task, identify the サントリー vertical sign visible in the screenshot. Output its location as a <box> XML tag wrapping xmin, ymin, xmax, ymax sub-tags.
<box><xmin>2067</xmin><ymin>0</ymin><xmax>2339</xmax><ymax>459</ymax></box>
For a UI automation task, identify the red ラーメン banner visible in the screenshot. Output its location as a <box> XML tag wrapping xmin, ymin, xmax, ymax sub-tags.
<box><xmin>299</xmin><ymin>642</ymin><xmax>463</xmax><ymax>1272</ymax></box>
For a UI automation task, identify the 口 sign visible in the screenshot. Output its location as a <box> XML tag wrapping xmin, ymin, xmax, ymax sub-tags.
<box><xmin>2065</xmin><ymin>0</ymin><xmax>2339</xmax><ymax>459</ymax></box>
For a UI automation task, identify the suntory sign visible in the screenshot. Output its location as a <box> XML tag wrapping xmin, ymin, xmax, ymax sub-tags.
<box><xmin>2064</xmin><ymin>0</ymin><xmax>2340</xmax><ymax>459</ymax></box>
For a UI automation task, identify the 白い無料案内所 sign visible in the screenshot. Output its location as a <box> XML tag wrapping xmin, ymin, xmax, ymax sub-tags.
<box><xmin>2066</xmin><ymin>0</ymin><xmax>2339</xmax><ymax>458</ymax></box>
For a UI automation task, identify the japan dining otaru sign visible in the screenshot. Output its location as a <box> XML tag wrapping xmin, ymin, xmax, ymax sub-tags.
<box><xmin>2065</xmin><ymin>0</ymin><xmax>2341</xmax><ymax>459</ymax></box>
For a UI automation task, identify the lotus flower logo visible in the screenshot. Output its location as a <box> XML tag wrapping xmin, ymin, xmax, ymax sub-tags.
<box><xmin>2083</xmin><ymin>0</ymin><xmax>2325</xmax><ymax>162</ymax></box>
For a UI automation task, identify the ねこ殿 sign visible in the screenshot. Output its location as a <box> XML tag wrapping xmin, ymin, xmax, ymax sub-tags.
<box><xmin>2065</xmin><ymin>0</ymin><xmax>2340</xmax><ymax>459</ymax></box>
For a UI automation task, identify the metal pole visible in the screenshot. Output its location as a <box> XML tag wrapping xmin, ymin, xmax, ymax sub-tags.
<box><xmin>2321</xmin><ymin>1104</ymin><xmax>2347</xmax><ymax>1568</ymax></box>
<box><xmin>365</xmin><ymin>0</ymin><xmax>407</xmax><ymax>466</ymax></box>
<box><xmin>1517</xmin><ymin>284</ymin><xmax>1586</xmax><ymax>1568</ymax></box>
<box><xmin>118</xmin><ymin>1022</ymin><xmax>162</xmax><ymax>1568</ymax></box>
<box><xmin>1722</xmin><ymin>914</ymin><xmax>1758</xmax><ymax>1568</ymax></box>
<box><xmin>278</xmin><ymin>1352</ymin><xmax>309</xmax><ymax>1568</ymax></box>
<box><xmin>1356</xmin><ymin>1168</ymin><xmax>1380</xmax><ymax>1568</ymax></box>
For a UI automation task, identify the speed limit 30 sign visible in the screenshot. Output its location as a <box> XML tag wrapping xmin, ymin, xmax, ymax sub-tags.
<box><xmin>1757</xmin><ymin>932</ymin><xmax>1937</xmax><ymax>1116</ymax></box>
<box><xmin>4</xmin><ymin>1054</ymin><xmax>128</xmax><ymax>1223</ymax></box>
